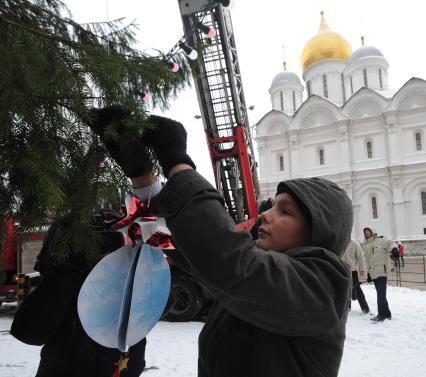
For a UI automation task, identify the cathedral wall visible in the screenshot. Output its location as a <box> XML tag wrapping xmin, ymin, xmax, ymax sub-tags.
<box><xmin>352</xmin><ymin>131</ymin><xmax>387</xmax><ymax>169</ymax></box>
<box><xmin>397</xmin><ymin>113</ymin><xmax>426</xmax><ymax>165</ymax></box>
<box><xmin>300</xmin><ymin>139</ymin><xmax>337</xmax><ymax>174</ymax></box>
<box><xmin>365</xmin><ymin>66</ymin><xmax>382</xmax><ymax>90</ymax></box>
<box><xmin>352</xmin><ymin>171</ymin><xmax>393</xmax><ymax>240</ymax></box>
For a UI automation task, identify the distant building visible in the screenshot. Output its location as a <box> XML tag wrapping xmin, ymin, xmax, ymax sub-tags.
<box><xmin>255</xmin><ymin>11</ymin><xmax>426</xmax><ymax>251</ymax></box>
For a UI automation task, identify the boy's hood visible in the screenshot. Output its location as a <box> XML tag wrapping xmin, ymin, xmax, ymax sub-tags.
<box><xmin>279</xmin><ymin>177</ymin><xmax>353</xmax><ymax>256</ymax></box>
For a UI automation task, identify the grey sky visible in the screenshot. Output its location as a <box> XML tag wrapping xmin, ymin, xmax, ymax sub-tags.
<box><xmin>64</xmin><ymin>0</ymin><xmax>426</xmax><ymax>183</ymax></box>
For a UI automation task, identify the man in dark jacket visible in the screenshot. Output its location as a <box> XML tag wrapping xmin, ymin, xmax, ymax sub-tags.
<box><xmin>90</xmin><ymin>110</ymin><xmax>353</xmax><ymax>377</ymax></box>
<box><xmin>11</xmin><ymin>214</ymin><xmax>147</xmax><ymax>377</ymax></box>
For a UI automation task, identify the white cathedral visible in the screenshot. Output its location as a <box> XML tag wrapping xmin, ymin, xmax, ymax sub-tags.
<box><xmin>255</xmin><ymin>11</ymin><xmax>426</xmax><ymax>252</ymax></box>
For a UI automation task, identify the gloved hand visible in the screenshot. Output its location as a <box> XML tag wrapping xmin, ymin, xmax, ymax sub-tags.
<box><xmin>144</xmin><ymin>115</ymin><xmax>196</xmax><ymax>177</ymax></box>
<box><xmin>367</xmin><ymin>273</ymin><xmax>372</xmax><ymax>283</ymax></box>
<box><xmin>88</xmin><ymin>106</ymin><xmax>153</xmax><ymax>178</ymax></box>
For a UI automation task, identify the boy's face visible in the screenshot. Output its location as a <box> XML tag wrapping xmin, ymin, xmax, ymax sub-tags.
<box><xmin>256</xmin><ymin>192</ymin><xmax>311</xmax><ymax>252</ymax></box>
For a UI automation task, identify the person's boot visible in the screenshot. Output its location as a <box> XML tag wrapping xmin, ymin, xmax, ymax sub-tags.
<box><xmin>371</xmin><ymin>314</ymin><xmax>391</xmax><ymax>322</ymax></box>
<box><xmin>358</xmin><ymin>298</ymin><xmax>369</xmax><ymax>314</ymax></box>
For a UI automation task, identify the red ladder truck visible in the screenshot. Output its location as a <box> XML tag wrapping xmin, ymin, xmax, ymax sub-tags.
<box><xmin>0</xmin><ymin>218</ymin><xmax>43</xmax><ymax>307</ymax></box>
<box><xmin>163</xmin><ymin>0</ymin><xmax>260</xmax><ymax>321</ymax></box>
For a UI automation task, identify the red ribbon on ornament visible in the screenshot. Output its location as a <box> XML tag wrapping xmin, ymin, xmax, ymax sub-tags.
<box><xmin>112</xmin><ymin>196</ymin><xmax>154</xmax><ymax>230</ymax></box>
<box><xmin>112</xmin><ymin>196</ymin><xmax>174</xmax><ymax>249</ymax></box>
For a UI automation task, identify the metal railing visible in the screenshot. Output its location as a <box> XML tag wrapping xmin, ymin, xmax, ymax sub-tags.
<box><xmin>388</xmin><ymin>256</ymin><xmax>426</xmax><ymax>288</ymax></box>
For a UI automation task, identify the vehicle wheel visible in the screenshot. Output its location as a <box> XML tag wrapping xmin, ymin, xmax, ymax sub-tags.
<box><xmin>164</xmin><ymin>275</ymin><xmax>204</xmax><ymax>322</ymax></box>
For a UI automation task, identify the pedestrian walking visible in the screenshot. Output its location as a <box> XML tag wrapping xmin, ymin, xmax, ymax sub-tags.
<box><xmin>390</xmin><ymin>246</ymin><xmax>400</xmax><ymax>271</ymax></box>
<box><xmin>398</xmin><ymin>241</ymin><xmax>405</xmax><ymax>267</ymax></box>
<box><xmin>341</xmin><ymin>240</ymin><xmax>370</xmax><ymax>313</ymax></box>
<box><xmin>361</xmin><ymin>227</ymin><xmax>394</xmax><ymax>322</ymax></box>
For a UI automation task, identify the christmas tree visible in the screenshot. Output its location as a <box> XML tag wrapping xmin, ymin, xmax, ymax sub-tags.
<box><xmin>0</xmin><ymin>0</ymin><xmax>190</xmax><ymax>264</ymax></box>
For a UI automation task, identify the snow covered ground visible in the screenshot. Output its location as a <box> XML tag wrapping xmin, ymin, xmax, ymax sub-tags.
<box><xmin>1</xmin><ymin>284</ymin><xmax>426</xmax><ymax>377</ymax></box>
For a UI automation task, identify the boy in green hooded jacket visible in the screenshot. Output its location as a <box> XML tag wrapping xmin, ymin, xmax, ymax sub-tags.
<box><xmin>90</xmin><ymin>109</ymin><xmax>353</xmax><ymax>377</ymax></box>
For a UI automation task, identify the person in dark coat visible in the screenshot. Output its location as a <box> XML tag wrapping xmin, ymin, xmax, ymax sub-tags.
<box><xmin>250</xmin><ymin>198</ymin><xmax>272</xmax><ymax>241</ymax></box>
<box><xmin>90</xmin><ymin>110</ymin><xmax>353</xmax><ymax>377</ymax></box>
<box><xmin>390</xmin><ymin>246</ymin><xmax>400</xmax><ymax>271</ymax></box>
<box><xmin>11</xmin><ymin>215</ymin><xmax>147</xmax><ymax>377</ymax></box>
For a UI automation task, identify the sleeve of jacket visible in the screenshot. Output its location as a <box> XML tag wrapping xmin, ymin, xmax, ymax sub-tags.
<box><xmin>355</xmin><ymin>242</ymin><xmax>366</xmax><ymax>272</ymax></box>
<box><xmin>10</xmin><ymin>267</ymin><xmax>83</xmax><ymax>346</ymax></box>
<box><xmin>361</xmin><ymin>242</ymin><xmax>371</xmax><ymax>273</ymax></box>
<box><xmin>158</xmin><ymin>170</ymin><xmax>350</xmax><ymax>337</ymax></box>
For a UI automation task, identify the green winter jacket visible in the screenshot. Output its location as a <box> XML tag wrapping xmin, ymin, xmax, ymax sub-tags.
<box><xmin>158</xmin><ymin>170</ymin><xmax>353</xmax><ymax>377</ymax></box>
<box><xmin>361</xmin><ymin>233</ymin><xmax>394</xmax><ymax>279</ymax></box>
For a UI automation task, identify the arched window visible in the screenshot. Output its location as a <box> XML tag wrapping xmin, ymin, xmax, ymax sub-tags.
<box><xmin>279</xmin><ymin>155</ymin><xmax>284</xmax><ymax>171</ymax></box>
<box><xmin>341</xmin><ymin>74</ymin><xmax>346</xmax><ymax>103</ymax></box>
<box><xmin>319</xmin><ymin>148</ymin><xmax>325</xmax><ymax>165</ymax></box>
<box><xmin>422</xmin><ymin>191</ymin><xmax>426</xmax><ymax>215</ymax></box>
<box><xmin>363</xmin><ymin>69</ymin><xmax>368</xmax><ymax>88</ymax></box>
<box><xmin>415</xmin><ymin>132</ymin><xmax>422</xmax><ymax>151</ymax></box>
<box><xmin>366</xmin><ymin>141</ymin><xmax>373</xmax><ymax>158</ymax></box>
<box><xmin>323</xmin><ymin>74</ymin><xmax>328</xmax><ymax>98</ymax></box>
<box><xmin>292</xmin><ymin>91</ymin><xmax>296</xmax><ymax>112</ymax></box>
<box><xmin>379</xmin><ymin>69</ymin><xmax>383</xmax><ymax>90</ymax></box>
<box><xmin>280</xmin><ymin>91</ymin><xmax>284</xmax><ymax>112</ymax></box>
<box><xmin>371</xmin><ymin>196</ymin><xmax>378</xmax><ymax>218</ymax></box>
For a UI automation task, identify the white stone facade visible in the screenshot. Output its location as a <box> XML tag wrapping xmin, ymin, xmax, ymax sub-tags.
<box><xmin>255</xmin><ymin>78</ymin><xmax>426</xmax><ymax>245</ymax></box>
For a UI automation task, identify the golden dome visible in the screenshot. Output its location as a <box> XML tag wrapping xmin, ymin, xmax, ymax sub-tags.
<box><xmin>300</xmin><ymin>11</ymin><xmax>352</xmax><ymax>72</ymax></box>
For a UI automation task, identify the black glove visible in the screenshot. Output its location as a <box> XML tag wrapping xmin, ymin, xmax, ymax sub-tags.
<box><xmin>367</xmin><ymin>273</ymin><xmax>372</xmax><ymax>283</ymax></box>
<box><xmin>144</xmin><ymin>115</ymin><xmax>196</xmax><ymax>177</ymax></box>
<box><xmin>88</xmin><ymin>106</ymin><xmax>153</xmax><ymax>178</ymax></box>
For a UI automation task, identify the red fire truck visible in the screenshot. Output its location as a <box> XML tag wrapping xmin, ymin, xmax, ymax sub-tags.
<box><xmin>162</xmin><ymin>0</ymin><xmax>260</xmax><ymax>321</ymax></box>
<box><xmin>0</xmin><ymin>218</ymin><xmax>43</xmax><ymax>306</ymax></box>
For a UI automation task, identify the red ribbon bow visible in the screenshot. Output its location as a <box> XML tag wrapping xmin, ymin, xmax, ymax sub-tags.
<box><xmin>112</xmin><ymin>196</ymin><xmax>154</xmax><ymax>230</ymax></box>
<box><xmin>112</xmin><ymin>196</ymin><xmax>174</xmax><ymax>249</ymax></box>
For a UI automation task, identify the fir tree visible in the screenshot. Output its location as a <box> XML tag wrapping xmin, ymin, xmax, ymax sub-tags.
<box><xmin>0</xmin><ymin>0</ymin><xmax>190</xmax><ymax>264</ymax></box>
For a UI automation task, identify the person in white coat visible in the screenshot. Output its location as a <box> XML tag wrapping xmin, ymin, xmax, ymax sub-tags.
<box><xmin>342</xmin><ymin>240</ymin><xmax>369</xmax><ymax>314</ymax></box>
<box><xmin>361</xmin><ymin>227</ymin><xmax>393</xmax><ymax>322</ymax></box>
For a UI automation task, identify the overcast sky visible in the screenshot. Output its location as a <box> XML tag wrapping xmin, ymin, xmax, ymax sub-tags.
<box><xmin>64</xmin><ymin>0</ymin><xmax>426</xmax><ymax>182</ymax></box>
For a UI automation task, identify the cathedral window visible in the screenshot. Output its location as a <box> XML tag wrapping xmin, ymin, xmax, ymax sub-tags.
<box><xmin>319</xmin><ymin>148</ymin><xmax>325</xmax><ymax>165</ymax></box>
<box><xmin>323</xmin><ymin>74</ymin><xmax>328</xmax><ymax>98</ymax></box>
<box><xmin>371</xmin><ymin>196</ymin><xmax>378</xmax><ymax>219</ymax></box>
<box><xmin>341</xmin><ymin>74</ymin><xmax>346</xmax><ymax>103</ymax></box>
<box><xmin>292</xmin><ymin>91</ymin><xmax>296</xmax><ymax>112</ymax></box>
<box><xmin>280</xmin><ymin>92</ymin><xmax>284</xmax><ymax>111</ymax></box>
<box><xmin>363</xmin><ymin>69</ymin><xmax>368</xmax><ymax>88</ymax></box>
<box><xmin>279</xmin><ymin>155</ymin><xmax>284</xmax><ymax>171</ymax></box>
<box><xmin>379</xmin><ymin>69</ymin><xmax>383</xmax><ymax>90</ymax></box>
<box><xmin>421</xmin><ymin>191</ymin><xmax>426</xmax><ymax>215</ymax></box>
<box><xmin>415</xmin><ymin>132</ymin><xmax>422</xmax><ymax>151</ymax></box>
<box><xmin>366</xmin><ymin>141</ymin><xmax>373</xmax><ymax>158</ymax></box>
<box><xmin>350</xmin><ymin>76</ymin><xmax>354</xmax><ymax>95</ymax></box>
<box><xmin>307</xmin><ymin>81</ymin><xmax>311</xmax><ymax>97</ymax></box>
